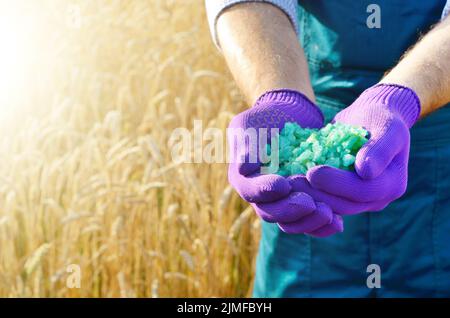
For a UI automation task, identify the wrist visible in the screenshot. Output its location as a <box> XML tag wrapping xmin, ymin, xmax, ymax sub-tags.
<box><xmin>360</xmin><ymin>84</ymin><xmax>421</xmax><ymax>128</ymax></box>
<box><xmin>255</xmin><ymin>89</ymin><xmax>324</xmax><ymax>126</ymax></box>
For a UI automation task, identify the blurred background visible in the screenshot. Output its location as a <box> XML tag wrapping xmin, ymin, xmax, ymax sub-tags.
<box><xmin>0</xmin><ymin>0</ymin><xmax>258</xmax><ymax>297</ymax></box>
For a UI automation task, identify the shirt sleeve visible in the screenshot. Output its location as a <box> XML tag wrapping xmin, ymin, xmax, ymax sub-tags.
<box><xmin>205</xmin><ymin>0</ymin><xmax>299</xmax><ymax>49</ymax></box>
<box><xmin>442</xmin><ymin>0</ymin><xmax>450</xmax><ymax>20</ymax></box>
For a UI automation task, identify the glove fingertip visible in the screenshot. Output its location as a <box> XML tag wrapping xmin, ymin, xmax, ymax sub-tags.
<box><xmin>308</xmin><ymin>214</ymin><xmax>344</xmax><ymax>238</ymax></box>
<box><xmin>332</xmin><ymin>214</ymin><xmax>344</xmax><ymax>233</ymax></box>
<box><xmin>355</xmin><ymin>152</ymin><xmax>382</xmax><ymax>180</ymax></box>
<box><xmin>355</xmin><ymin>134</ymin><xmax>399</xmax><ymax>180</ymax></box>
<box><xmin>305</xmin><ymin>165</ymin><xmax>331</xmax><ymax>187</ymax></box>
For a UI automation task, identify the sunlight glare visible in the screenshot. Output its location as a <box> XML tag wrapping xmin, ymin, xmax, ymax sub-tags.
<box><xmin>0</xmin><ymin>4</ymin><xmax>37</xmax><ymax>120</ymax></box>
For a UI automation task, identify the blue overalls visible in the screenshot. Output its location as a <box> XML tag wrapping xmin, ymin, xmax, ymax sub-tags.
<box><xmin>253</xmin><ymin>0</ymin><xmax>450</xmax><ymax>297</ymax></box>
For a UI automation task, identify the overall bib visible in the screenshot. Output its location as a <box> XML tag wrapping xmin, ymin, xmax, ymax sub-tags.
<box><xmin>253</xmin><ymin>0</ymin><xmax>450</xmax><ymax>297</ymax></box>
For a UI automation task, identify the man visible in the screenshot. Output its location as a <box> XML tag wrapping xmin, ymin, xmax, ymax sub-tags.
<box><xmin>205</xmin><ymin>0</ymin><xmax>450</xmax><ymax>297</ymax></box>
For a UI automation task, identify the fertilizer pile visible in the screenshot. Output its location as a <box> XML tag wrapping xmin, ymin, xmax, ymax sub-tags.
<box><xmin>264</xmin><ymin>122</ymin><xmax>368</xmax><ymax>176</ymax></box>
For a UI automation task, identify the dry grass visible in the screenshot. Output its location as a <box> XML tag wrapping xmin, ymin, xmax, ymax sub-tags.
<box><xmin>0</xmin><ymin>0</ymin><xmax>259</xmax><ymax>297</ymax></box>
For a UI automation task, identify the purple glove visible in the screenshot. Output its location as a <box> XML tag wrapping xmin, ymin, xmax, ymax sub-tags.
<box><xmin>304</xmin><ymin>84</ymin><xmax>421</xmax><ymax>215</ymax></box>
<box><xmin>227</xmin><ymin>89</ymin><xmax>343</xmax><ymax>236</ymax></box>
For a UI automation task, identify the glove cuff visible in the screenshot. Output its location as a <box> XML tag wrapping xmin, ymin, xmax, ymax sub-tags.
<box><xmin>255</xmin><ymin>89</ymin><xmax>324</xmax><ymax>127</ymax></box>
<box><xmin>362</xmin><ymin>84</ymin><xmax>421</xmax><ymax>128</ymax></box>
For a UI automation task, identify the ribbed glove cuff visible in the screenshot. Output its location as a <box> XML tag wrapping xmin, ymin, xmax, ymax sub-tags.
<box><xmin>255</xmin><ymin>89</ymin><xmax>324</xmax><ymax>127</ymax></box>
<box><xmin>361</xmin><ymin>84</ymin><xmax>421</xmax><ymax>128</ymax></box>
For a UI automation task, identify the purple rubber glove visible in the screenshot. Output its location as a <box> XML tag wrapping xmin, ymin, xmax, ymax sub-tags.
<box><xmin>304</xmin><ymin>84</ymin><xmax>421</xmax><ymax>214</ymax></box>
<box><xmin>227</xmin><ymin>89</ymin><xmax>343</xmax><ymax>236</ymax></box>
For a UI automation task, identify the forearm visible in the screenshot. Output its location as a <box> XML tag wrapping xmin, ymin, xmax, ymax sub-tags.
<box><xmin>216</xmin><ymin>2</ymin><xmax>314</xmax><ymax>104</ymax></box>
<box><xmin>381</xmin><ymin>16</ymin><xmax>450</xmax><ymax>117</ymax></box>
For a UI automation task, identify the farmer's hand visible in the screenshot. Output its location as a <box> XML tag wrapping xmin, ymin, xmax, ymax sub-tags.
<box><xmin>228</xmin><ymin>89</ymin><xmax>343</xmax><ymax>237</ymax></box>
<box><xmin>303</xmin><ymin>84</ymin><xmax>421</xmax><ymax>215</ymax></box>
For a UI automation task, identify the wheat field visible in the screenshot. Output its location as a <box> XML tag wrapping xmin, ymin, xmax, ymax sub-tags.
<box><xmin>0</xmin><ymin>0</ymin><xmax>259</xmax><ymax>297</ymax></box>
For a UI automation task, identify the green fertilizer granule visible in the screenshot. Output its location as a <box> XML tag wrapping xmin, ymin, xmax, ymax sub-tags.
<box><xmin>263</xmin><ymin>122</ymin><xmax>369</xmax><ymax>176</ymax></box>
